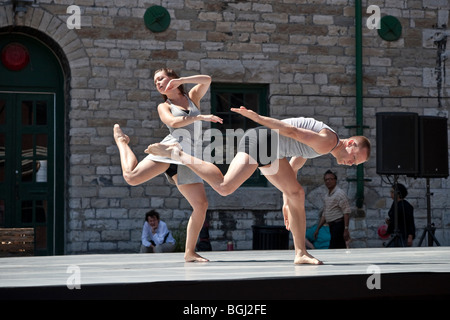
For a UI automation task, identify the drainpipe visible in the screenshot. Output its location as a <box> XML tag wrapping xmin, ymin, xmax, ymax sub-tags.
<box><xmin>354</xmin><ymin>1</ymin><xmax>365</xmax><ymax>208</ymax></box>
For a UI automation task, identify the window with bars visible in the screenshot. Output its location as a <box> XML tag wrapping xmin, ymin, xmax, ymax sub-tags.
<box><xmin>210</xmin><ymin>83</ymin><xmax>269</xmax><ymax>186</ymax></box>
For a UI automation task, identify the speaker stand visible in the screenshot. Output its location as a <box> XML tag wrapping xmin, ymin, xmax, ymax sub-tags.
<box><xmin>418</xmin><ymin>178</ymin><xmax>441</xmax><ymax>247</ymax></box>
<box><xmin>385</xmin><ymin>175</ymin><xmax>405</xmax><ymax>248</ymax></box>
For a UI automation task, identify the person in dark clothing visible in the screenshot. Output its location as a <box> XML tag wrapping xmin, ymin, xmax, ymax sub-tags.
<box><xmin>386</xmin><ymin>183</ymin><xmax>416</xmax><ymax>247</ymax></box>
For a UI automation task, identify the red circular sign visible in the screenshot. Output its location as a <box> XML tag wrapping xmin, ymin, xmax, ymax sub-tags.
<box><xmin>1</xmin><ymin>43</ymin><xmax>30</xmax><ymax>71</ymax></box>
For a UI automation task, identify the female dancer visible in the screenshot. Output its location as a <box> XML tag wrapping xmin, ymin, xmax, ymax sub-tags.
<box><xmin>114</xmin><ymin>68</ymin><xmax>222</xmax><ymax>262</ymax></box>
<box><xmin>147</xmin><ymin>107</ymin><xmax>371</xmax><ymax>265</ymax></box>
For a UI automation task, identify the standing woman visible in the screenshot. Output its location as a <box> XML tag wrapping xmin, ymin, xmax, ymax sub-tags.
<box><xmin>386</xmin><ymin>183</ymin><xmax>415</xmax><ymax>247</ymax></box>
<box><xmin>113</xmin><ymin>68</ymin><xmax>222</xmax><ymax>262</ymax></box>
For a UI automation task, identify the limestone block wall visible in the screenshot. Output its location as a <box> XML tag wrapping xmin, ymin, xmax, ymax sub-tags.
<box><xmin>1</xmin><ymin>0</ymin><xmax>448</xmax><ymax>253</ymax></box>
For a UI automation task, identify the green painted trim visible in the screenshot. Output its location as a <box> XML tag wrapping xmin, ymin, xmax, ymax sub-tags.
<box><xmin>355</xmin><ymin>1</ymin><xmax>365</xmax><ymax>208</ymax></box>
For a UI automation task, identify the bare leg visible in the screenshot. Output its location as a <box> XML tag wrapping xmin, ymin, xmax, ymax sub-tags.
<box><xmin>114</xmin><ymin>124</ymin><xmax>135</xmax><ymax>172</ymax></box>
<box><xmin>147</xmin><ymin>144</ymin><xmax>321</xmax><ymax>263</ymax></box>
<box><xmin>176</xmin><ymin>181</ymin><xmax>209</xmax><ymax>262</ymax></box>
<box><xmin>282</xmin><ymin>193</ymin><xmax>290</xmax><ymax>230</ymax></box>
<box><xmin>114</xmin><ymin>124</ymin><xmax>169</xmax><ymax>185</ymax></box>
<box><xmin>147</xmin><ymin>143</ymin><xmax>258</xmax><ymax>196</ymax></box>
<box><xmin>115</xmin><ymin>126</ymin><xmax>209</xmax><ymax>262</ymax></box>
<box><xmin>260</xmin><ymin>159</ymin><xmax>322</xmax><ymax>265</ymax></box>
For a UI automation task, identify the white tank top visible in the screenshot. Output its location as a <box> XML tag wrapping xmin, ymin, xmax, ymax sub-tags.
<box><xmin>278</xmin><ymin>117</ymin><xmax>339</xmax><ymax>158</ymax></box>
<box><xmin>144</xmin><ymin>96</ymin><xmax>203</xmax><ymax>185</ymax></box>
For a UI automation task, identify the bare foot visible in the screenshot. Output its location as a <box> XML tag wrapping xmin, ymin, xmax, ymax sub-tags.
<box><xmin>294</xmin><ymin>252</ymin><xmax>323</xmax><ymax>265</ymax></box>
<box><xmin>145</xmin><ymin>143</ymin><xmax>182</xmax><ymax>160</ymax></box>
<box><xmin>145</xmin><ymin>143</ymin><xmax>171</xmax><ymax>157</ymax></box>
<box><xmin>185</xmin><ymin>252</ymin><xmax>209</xmax><ymax>263</ymax></box>
<box><xmin>113</xmin><ymin>124</ymin><xmax>130</xmax><ymax>144</ymax></box>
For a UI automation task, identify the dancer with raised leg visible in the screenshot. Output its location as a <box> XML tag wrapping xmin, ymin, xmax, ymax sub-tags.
<box><xmin>147</xmin><ymin>107</ymin><xmax>370</xmax><ymax>265</ymax></box>
<box><xmin>114</xmin><ymin>68</ymin><xmax>222</xmax><ymax>262</ymax></box>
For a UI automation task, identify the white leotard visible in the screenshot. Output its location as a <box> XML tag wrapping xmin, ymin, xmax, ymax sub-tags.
<box><xmin>145</xmin><ymin>96</ymin><xmax>203</xmax><ymax>185</ymax></box>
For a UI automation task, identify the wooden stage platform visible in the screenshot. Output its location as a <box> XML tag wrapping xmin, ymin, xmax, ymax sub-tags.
<box><xmin>0</xmin><ymin>247</ymin><xmax>449</xmax><ymax>301</ymax></box>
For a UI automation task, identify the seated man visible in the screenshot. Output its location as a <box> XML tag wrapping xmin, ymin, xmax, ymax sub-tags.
<box><xmin>147</xmin><ymin>107</ymin><xmax>370</xmax><ymax>264</ymax></box>
<box><xmin>140</xmin><ymin>210</ymin><xmax>176</xmax><ymax>253</ymax></box>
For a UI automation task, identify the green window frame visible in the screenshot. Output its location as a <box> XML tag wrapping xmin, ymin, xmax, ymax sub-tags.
<box><xmin>210</xmin><ymin>83</ymin><xmax>269</xmax><ymax>187</ymax></box>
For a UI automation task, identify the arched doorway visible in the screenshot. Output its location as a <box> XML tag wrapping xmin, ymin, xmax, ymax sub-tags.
<box><xmin>0</xmin><ymin>30</ymin><xmax>68</xmax><ymax>255</ymax></box>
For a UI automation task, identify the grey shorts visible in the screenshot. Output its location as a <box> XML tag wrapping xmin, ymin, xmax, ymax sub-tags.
<box><xmin>237</xmin><ymin>126</ymin><xmax>279</xmax><ymax>167</ymax></box>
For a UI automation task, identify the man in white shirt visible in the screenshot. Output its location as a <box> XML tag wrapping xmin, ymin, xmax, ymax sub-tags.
<box><xmin>140</xmin><ymin>210</ymin><xmax>176</xmax><ymax>253</ymax></box>
<box><xmin>314</xmin><ymin>170</ymin><xmax>351</xmax><ymax>249</ymax></box>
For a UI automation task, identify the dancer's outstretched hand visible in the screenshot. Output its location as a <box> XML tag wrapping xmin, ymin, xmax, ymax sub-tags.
<box><xmin>230</xmin><ymin>106</ymin><xmax>259</xmax><ymax>121</ymax></box>
<box><xmin>199</xmin><ymin>114</ymin><xmax>223</xmax><ymax>124</ymax></box>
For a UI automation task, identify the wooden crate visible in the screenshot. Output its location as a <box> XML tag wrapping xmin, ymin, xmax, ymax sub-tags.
<box><xmin>0</xmin><ymin>228</ymin><xmax>34</xmax><ymax>257</ymax></box>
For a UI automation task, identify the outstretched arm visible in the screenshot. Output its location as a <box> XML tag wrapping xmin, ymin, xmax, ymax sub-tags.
<box><xmin>158</xmin><ymin>103</ymin><xmax>222</xmax><ymax>128</ymax></box>
<box><xmin>231</xmin><ymin>106</ymin><xmax>297</xmax><ymax>135</ymax></box>
<box><xmin>231</xmin><ymin>106</ymin><xmax>336</xmax><ymax>154</ymax></box>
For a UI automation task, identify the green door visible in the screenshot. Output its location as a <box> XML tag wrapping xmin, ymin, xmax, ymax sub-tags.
<box><xmin>0</xmin><ymin>32</ymin><xmax>66</xmax><ymax>255</ymax></box>
<box><xmin>0</xmin><ymin>92</ymin><xmax>55</xmax><ymax>255</ymax></box>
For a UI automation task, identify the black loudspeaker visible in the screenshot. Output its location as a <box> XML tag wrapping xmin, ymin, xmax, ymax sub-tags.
<box><xmin>418</xmin><ymin>116</ymin><xmax>449</xmax><ymax>178</ymax></box>
<box><xmin>376</xmin><ymin>112</ymin><xmax>419</xmax><ymax>175</ymax></box>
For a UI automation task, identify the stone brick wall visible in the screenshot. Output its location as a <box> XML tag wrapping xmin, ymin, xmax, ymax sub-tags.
<box><xmin>1</xmin><ymin>0</ymin><xmax>448</xmax><ymax>253</ymax></box>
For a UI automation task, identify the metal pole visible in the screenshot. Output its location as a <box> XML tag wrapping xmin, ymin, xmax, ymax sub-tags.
<box><xmin>355</xmin><ymin>0</ymin><xmax>364</xmax><ymax>208</ymax></box>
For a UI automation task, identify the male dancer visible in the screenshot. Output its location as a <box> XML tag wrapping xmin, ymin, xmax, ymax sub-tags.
<box><xmin>147</xmin><ymin>107</ymin><xmax>371</xmax><ymax>264</ymax></box>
